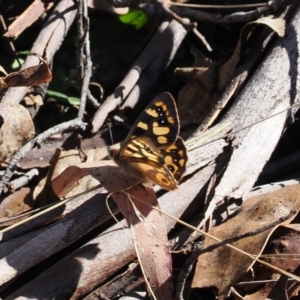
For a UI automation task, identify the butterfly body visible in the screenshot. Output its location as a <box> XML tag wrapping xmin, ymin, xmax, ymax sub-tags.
<box><xmin>111</xmin><ymin>93</ymin><xmax>187</xmax><ymax>190</ymax></box>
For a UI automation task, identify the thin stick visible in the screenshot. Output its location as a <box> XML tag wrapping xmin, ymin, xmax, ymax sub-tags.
<box><xmin>77</xmin><ymin>0</ymin><xmax>92</xmax><ymax>119</ymax></box>
<box><xmin>8</xmin><ymin>169</ymin><xmax>39</xmax><ymax>192</ymax></box>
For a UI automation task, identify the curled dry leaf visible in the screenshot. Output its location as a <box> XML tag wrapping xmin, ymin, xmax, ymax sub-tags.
<box><xmin>51</xmin><ymin>160</ymin><xmax>141</xmax><ymax>198</ymax></box>
<box><xmin>24</xmin><ymin>93</ymin><xmax>44</xmax><ymax>106</ymax></box>
<box><xmin>51</xmin><ymin>160</ymin><xmax>173</xmax><ymax>299</ymax></box>
<box><xmin>266</xmin><ymin>224</ymin><xmax>300</xmax><ymax>272</ymax></box>
<box><xmin>192</xmin><ymin>184</ymin><xmax>300</xmax><ymax>297</ymax></box>
<box><xmin>0</xmin><ymin>103</ymin><xmax>35</xmax><ymax>163</ymax></box>
<box><xmin>0</xmin><ymin>54</ymin><xmax>52</xmax><ymax>89</ymax></box>
<box><xmin>33</xmin><ymin>149</ymin><xmax>100</xmax><ymax>207</ymax></box>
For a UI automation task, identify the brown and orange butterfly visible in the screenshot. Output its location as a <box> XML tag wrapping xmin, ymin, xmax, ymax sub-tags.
<box><xmin>110</xmin><ymin>92</ymin><xmax>187</xmax><ymax>190</ymax></box>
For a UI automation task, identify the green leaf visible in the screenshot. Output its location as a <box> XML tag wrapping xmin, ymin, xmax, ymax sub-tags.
<box><xmin>118</xmin><ymin>9</ymin><xmax>149</xmax><ymax>30</ymax></box>
<box><xmin>12</xmin><ymin>58</ymin><xmax>25</xmax><ymax>69</ymax></box>
<box><xmin>47</xmin><ymin>90</ymin><xmax>80</xmax><ymax>105</ymax></box>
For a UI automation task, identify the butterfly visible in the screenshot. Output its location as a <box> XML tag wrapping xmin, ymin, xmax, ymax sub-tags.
<box><xmin>110</xmin><ymin>92</ymin><xmax>187</xmax><ymax>190</ymax></box>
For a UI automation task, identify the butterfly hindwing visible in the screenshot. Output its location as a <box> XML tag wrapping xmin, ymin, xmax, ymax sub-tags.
<box><xmin>160</xmin><ymin>137</ymin><xmax>187</xmax><ymax>181</ymax></box>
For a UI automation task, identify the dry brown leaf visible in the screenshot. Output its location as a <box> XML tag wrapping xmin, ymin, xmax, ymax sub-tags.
<box><xmin>51</xmin><ymin>160</ymin><xmax>174</xmax><ymax>299</ymax></box>
<box><xmin>266</xmin><ymin>224</ymin><xmax>300</xmax><ymax>271</ymax></box>
<box><xmin>260</xmin><ymin>224</ymin><xmax>300</xmax><ymax>299</ymax></box>
<box><xmin>112</xmin><ymin>185</ymin><xmax>173</xmax><ymax>299</ymax></box>
<box><xmin>241</xmin><ymin>224</ymin><xmax>300</xmax><ymax>300</ymax></box>
<box><xmin>34</xmin><ymin>150</ymin><xmax>94</xmax><ymax>199</ymax></box>
<box><xmin>243</xmin><ymin>282</ymin><xmax>284</xmax><ymax>300</ymax></box>
<box><xmin>51</xmin><ymin>160</ymin><xmax>140</xmax><ymax>197</ymax></box>
<box><xmin>0</xmin><ymin>188</ymin><xmax>32</xmax><ymax>221</ymax></box>
<box><xmin>192</xmin><ymin>185</ymin><xmax>300</xmax><ymax>297</ymax></box>
<box><xmin>0</xmin><ymin>103</ymin><xmax>35</xmax><ymax>163</ymax></box>
<box><xmin>24</xmin><ymin>93</ymin><xmax>44</xmax><ymax>106</ymax></box>
<box><xmin>0</xmin><ymin>55</ymin><xmax>52</xmax><ymax>89</ymax></box>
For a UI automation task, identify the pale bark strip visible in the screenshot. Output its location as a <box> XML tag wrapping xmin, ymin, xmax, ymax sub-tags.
<box><xmin>1</xmin><ymin>0</ymin><xmax>77</xmax><ymax>104</ymax></box>
<box><xmin>203</xmin><ymin>3</ymin><xmax>300</xmax><ymax>225</ymax></box>
<box><xmin>4</xmin><ymin>0</ymin><xmax>55</xmax><ymax>39</ymax></box>
<box><xmin>91</xmin><ymin>19</ymin><xmax>188</xmax><ymax>133</ymax></box>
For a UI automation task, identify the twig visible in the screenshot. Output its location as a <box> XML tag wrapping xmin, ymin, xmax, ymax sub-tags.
<box><xmin>192</xmin><ymin>27</ymin><xmax>213</xmax><ymax>52</ymax></box>
<box><xmin>87</xmin><ymin>89</ymin><xmax>100</xmax><ymax>108</ymax></box>
<box><xmin>8</xmin><ymin>169</ymin><xmax>39</xmax><ymax>192</ymax></box>
<box><xmin>77</xmin><ymin>0</ymin><xmax>92</xmax><ymax>119</ymax></box>
<box><xmin>175</xmin><ymin>210</ymin><xmax>295</xmax><ymax>300</ymax></box>
<box><xmin>0</xmin><ymin>118</ymin><xmax>86</xmax><ymax>196</ymax></box>
<box><xmin>3</xmin><ymin>0</ymin><xmax>55</xmax><ymax>39</ymax></box>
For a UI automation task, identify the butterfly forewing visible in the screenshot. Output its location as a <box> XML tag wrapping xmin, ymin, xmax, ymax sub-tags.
<box><xmin>124</xmin><ymin>92</ymin><xmax>180</xmax><ymax>148</ymax></box>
